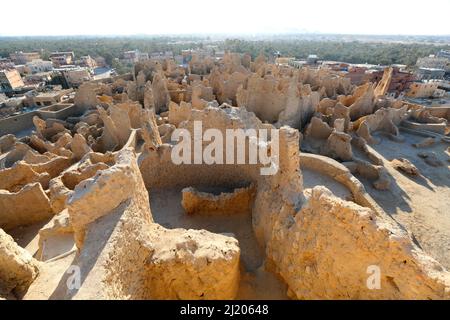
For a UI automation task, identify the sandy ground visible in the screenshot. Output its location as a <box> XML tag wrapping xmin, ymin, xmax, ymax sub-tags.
<box><xmin>8</xmin><ymin>219</ymin><xmax>76</xmax><ymax>300</ymax></box>
<box><xmin>23</xmin><ymin>251</ymin><xmax>76</xmax><ymax>300</ymax></box>
<box><xmin>149</xmin><ymin>188</ymin><xmax>289</xmax><ymax>300</ymax></box>
<box><xmin>8</xmin><ymin>219</ymin><xmax>50</xmax><ymax>258</ymax></box>
<box><xmin>354</xmin><ymin>131</ymin><xmax>450</xmax><ymax>269</ymax></box>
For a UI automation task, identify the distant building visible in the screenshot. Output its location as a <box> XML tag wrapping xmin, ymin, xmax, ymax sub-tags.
<box><xmin>9</xmin><ymin>51</ymin><xmax>41</xmax><ymax>65</ymax></box>
<box><xmin>150</xmin><ymin>51</ymin><xmax>174</xmax><ymax>61</ymax></box>
<box><xmin>386</xmin><ymin>67</ymin><xmax>416</xmax><ymax>97</ymax></box>
<box><xmin>434</xmin><ymin>79</ymin><xmax>450</xmax><ymax>91</ymax></box>
<box><xmin>32</xmin><ymin>89</ymin><xmax>73</xmax><ymax>107</ymax></box>
<box><xmin>391</xmin><ymin>64</ymin><xmax>408</xmax><ymax>71</ymax></box>
<box><xmin>26</xmin><ymin>59</ymin><xmax>53</xmax><ymax>74</ymax></box>
<box><xmin>79</xmin><ymin>55</ymin><xmax>97</xmax><ymax>68</ymax></box>
<box><xmin>23</xmin><ymin>71</ymin><xmax>53</xmax><ymax>85</ymax></box>
<box><xmin>57</xmin><ymin>67</ymin><xmax>91</xmax><ymax>87</ymax></box>
<box><xmin>0</xmin><ymin>57</ymin><xmax>14</xmax><ymax>70</ymax></box>
<box><xmin>416</xmin><ymin>55</ymin><xmax>449</xmax><ymax>72</ymax></box>
<box><xmin>416</xmin><ymin>67</ymin><xmax>446</xmax><ymax>81</ymax></box>
<box><xmin>0</xmin><ymin>95</ymin><xmax>27</xmax><ymax>119</ymax></box>
<box><xmin>92</xmin><ymin>67</ymin><xmax>112</xmax><ymax>80</ymax></box>
<box><xmin>48</xmin><ymin>72</ymin><xmax>70</xmax><ymax>89</ymax></box>
<box><xmin>437</xmin><ymin>50</ymin><xmax>450</xmax><ymax>60</ymax></box>
<box><xmin>123</xmin><ymin>50</ymin><xmax>138</xmax><ymax>63</ymax></box>
<box><xmin>275</xmin><ymin>57</ymin><xmax>295</xmax><ymax>66</ymax></box>
<box><xmin>214</xmin><ymin>51</ymin><xmax>225</xmax><ymax>59</ymax></box>
<box><xmin>346</xmin><ymin>66</ymin><xmax>415</xmax><ymax>97</ymax></box>
<box><xmin>345</xmin><ymin>66</ymin><xmax>370</xmax><ymax>84</ymax></box>
<box><xmin>320</xmin><ymin>61</ymin><xmax>349</xmax><ymax>71</ymax></box>
<box><xmin>122</xmin><ymin>50</ymin><xmax>148</xmax><ymax>64</ymax></box>
<box><xmin>138</xmin><ymin>52</ymin><xmax>149</xmax><ymax>61</ymax></box>
<box><xmin>95</xmin><ymin>56</ymin><xmax>107</xmax><ymax>67</ymax></box>
<box><xmin>306</xmin><ymin>54</ymin><xmax>319</xmax><ymax>65</ymax></box>
<box><xmin>0</xmin><ymin>69</ymin><xmax>24</xmax><ymax>93</ymax></box>
<box><xmin>181</xmin><ymin>48</ymin><xmax>212</xmax><ymax>64</ymax></box>
<box><xmin>406</xmin><ymin>81</ymin><xmax>445</xmax><ymax>99</ymax></box>
<box><xmin>345</xmin><ymin>64</ymin><xmax>384</xmax><ymax>85</ymax></box>
<box><xmin>50</xmin><ymin>52</ymin><xmax>75</xmax><ymax>66</ymax></box>
<box><xmin>288</xmin><ymin>60</ymin><xmax>307</xmax><ymax>69</ymax></box>
<box><xmin>14</xmin><ymin>64</ymin><xmax>31</xmax><ymax>75</ymax></box>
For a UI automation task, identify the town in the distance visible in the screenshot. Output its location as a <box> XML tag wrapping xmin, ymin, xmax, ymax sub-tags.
<box><xmin>1</xmin><ymin>39</ymin><xmax>449</xmax><ymax>120</ymax></box>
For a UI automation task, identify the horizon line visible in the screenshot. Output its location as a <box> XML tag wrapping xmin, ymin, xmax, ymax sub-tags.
<box><xmin>1</xmin><ymin>32</ymin><xmax>450</xmax><ymax>38</ymax></box>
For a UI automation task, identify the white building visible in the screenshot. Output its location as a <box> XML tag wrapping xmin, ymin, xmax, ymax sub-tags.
<box><xmin>26</xmin><ymin>59</ymin><xmax>53</xmax><ymax>74</ymax></box>
<box><xmin>150</xmin><ymin>51</ymin><xmax>173</xmax><ymax>60</ymax></box>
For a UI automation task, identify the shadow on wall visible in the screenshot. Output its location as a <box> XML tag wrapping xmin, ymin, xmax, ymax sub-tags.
<box><xmin>48</xmin><ymin>202</ymin><xmax>126</xmax><ymax>300</ymax></box>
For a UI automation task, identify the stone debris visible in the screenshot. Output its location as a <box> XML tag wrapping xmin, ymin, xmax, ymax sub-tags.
<box><xmin>391</xmin><ymin>158</ymin><xmax>420</xmax><ymax>176</ymax></box>
<box><xmin>0</xmin><ymin>229</ymin><xmax>40</xmax><ymax>298</ymax></box>
<box><xmin>0</xmin><ymin>51</ymin><xmax>449</xmax><ymax>301</ymax></box>
<box><xmin>268</xmin><ymin>186</ymin><xmax>450</xmax><ymax>299</ymax></box>
<box><xmin>0</xmin><ymin>134</ymin><xmax>17</xmax><ymax>154</ymax></box>
<box><xmin>343</xmin><ymin>159</ymin><xmax>392</xmax><ymax>190</ymax></box>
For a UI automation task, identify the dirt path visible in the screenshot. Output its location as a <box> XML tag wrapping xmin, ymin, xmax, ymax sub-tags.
<box><xmin>357</xmin><ymin>132</ymin><xmax>450</xmax><ymax>269</ymax></box>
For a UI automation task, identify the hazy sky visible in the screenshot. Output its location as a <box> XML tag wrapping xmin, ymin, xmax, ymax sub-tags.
<box><xmin>2</xmin><ymin>0</ymin><xmax>449</xmax><ymax>36</ymax></box>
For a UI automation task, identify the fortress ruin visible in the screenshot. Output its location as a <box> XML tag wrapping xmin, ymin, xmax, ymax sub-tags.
<box><xmin>1</xmin><ymin>53</ymin><xmax>449</xmax><ymax>300</ymax></box>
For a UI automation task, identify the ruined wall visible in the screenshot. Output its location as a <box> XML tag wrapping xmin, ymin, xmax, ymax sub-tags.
<box><xmin>143</xmin><ymin>227</ymin><xmax>240</xmax><ymax>300</ymax></box>
<box><xmin>2</xmin><ymin>51</ymin><xmax>449</xmax><ymax>301</ymax></box>
<box><xmin>65</xmin><ymin>148</ymin><xmax>240</xmax><ymax>300</ymax></box>
<box><xmin>236</xmin><ymin>71</ymin><xmax>322</xmax><ymax>129</ymax></box>
<box><xmin>266</xmin><ymin>186</ymin><xmax>450</xmax><ymax>299</ymax></box>
<box><xmin>208</xmin><ymin>67</ymin><xmax>249</xmax><ymax>105</ymax></box>
<box><xmin>181</xmin><ymin>185</ymin><xmax>255</xmax><ymax>215</ymax></box>
<box><xmin>354</xmin><ymin>106</ymin><xmax>409</xmax><ymax>144</ymax></box>
<box><xmin>237</xmin><ymin>73</ymin><xmax>290</xmax><ymax>122</ymax></box>
<box><xmin>0</xmin><ymin>229</ymin><xmax>40</xmax><ymax>297</ymax></box>
<box><xmin>0</xmin><ymin>182</ymin><xmax>54</xmax><ymax>230</ymax></box>
<box><xmin>139</xmin><ymin>105</ymin><xmax>272</xmax><ymax>189</ymax></box>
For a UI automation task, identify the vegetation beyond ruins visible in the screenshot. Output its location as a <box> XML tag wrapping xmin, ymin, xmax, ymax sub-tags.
<box><xmin>1</xmin><ymin>35</ymin><xmax>450</xmax><ymax>71</ymax></box>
